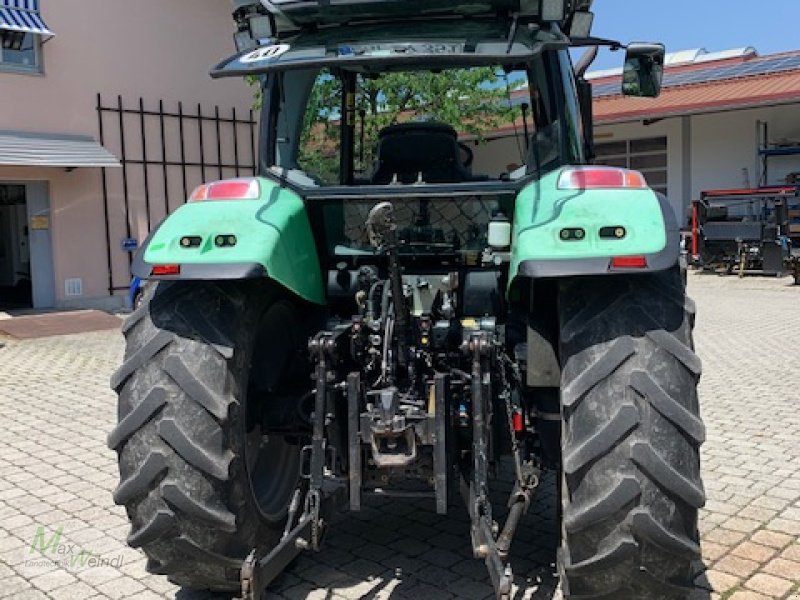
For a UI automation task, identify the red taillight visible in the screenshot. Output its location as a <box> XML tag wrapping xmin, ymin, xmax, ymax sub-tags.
<box><xmin>512</xmin><ymin>411</ymin><xmax>524</xmax><ymax>433</ymax></box>
<box><xmin>558</xmin><ymin>167</ymin><xmax>648</xmax><ymax>190</ymax></box>
<box><xmin>611</xmin><ymin>256</ymin><xmax>648</xmax><ymax>269</ymax></box>
<box><xmin>190</xmin><ymin>178</ymin><xmax>260</xmax><ymax>202</ymax></box>
<box><xmin>151</xmin><ymin>264</ymin><xmax>181</xmax><ymax>276</ymax></box>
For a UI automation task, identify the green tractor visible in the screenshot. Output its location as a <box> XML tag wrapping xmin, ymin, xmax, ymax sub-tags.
<box><xmin>109</xmin><ymin>1</ymin><xmax>705</xmax><ymax>598</ymax></box>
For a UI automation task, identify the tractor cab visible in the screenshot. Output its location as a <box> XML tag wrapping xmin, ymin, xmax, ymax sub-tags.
<box><xmin>218</xmin><ymin>1</ymin><xmax>663</xmax><ymax>191</ymax></box>
<box><xmin>217</xmin><ymin>16</ymin><xmax>580</xmax><ymax>186</ymax></box>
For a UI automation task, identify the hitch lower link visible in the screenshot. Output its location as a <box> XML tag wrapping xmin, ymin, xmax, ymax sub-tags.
<box><xmin>464</xmin><ymin>333</ymin><xmax>538</xmax><ymax>600</ymax></box>
<box><xmin>241</xmin><ymin>333</ymin><xmax>346</xmax><ymax>600</ymax></box>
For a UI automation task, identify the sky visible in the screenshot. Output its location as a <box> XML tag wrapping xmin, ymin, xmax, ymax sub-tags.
<box><xmin>586</xmin><ymin>1</ymin><xmax>800</xmax><ymax>71</ymax></box>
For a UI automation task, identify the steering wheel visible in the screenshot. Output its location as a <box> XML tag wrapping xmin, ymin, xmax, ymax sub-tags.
<box><xmin>458</xmin><ymin>142</ymin><xmax>474</xmax><ymax>169</ymax></box>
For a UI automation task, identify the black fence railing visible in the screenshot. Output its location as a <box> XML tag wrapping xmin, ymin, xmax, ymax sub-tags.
<box><xmin>97</xmin><ymin>93</ymin><xmax>258</xmax><ymax>294</ymax></box>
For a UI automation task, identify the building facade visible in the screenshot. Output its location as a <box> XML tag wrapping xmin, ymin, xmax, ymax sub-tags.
<box><xmin>472</xmin><ymin>47</ymin><xmax>800</xmax><ymax>228</ymax></box>
<box><xmin>590</xmin><ymin>48</ymin><xmax>800</xmax><ymax>227</ymax></box>
<box><xmin>0</xmin><ymin>0</ymin><xmax>255</xmax><ymax>310</ymax></box>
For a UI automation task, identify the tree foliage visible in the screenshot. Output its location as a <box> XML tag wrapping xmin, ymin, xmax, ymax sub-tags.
<box><xmin>299</xmin><ymin>68</ymin><xmax>517</xmax><ymax>183</ymax></box>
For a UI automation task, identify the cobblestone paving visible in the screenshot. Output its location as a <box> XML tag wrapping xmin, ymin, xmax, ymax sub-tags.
<box><xmin>0</xmin><ymin>273</ymin><xmax>798</xmax><ymax>600</ymax></box>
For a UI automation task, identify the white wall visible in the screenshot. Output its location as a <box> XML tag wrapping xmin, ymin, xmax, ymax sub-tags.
<box><xmin>470</xmin><ymin>136</ymin><xmax>528</xmax><ymax>176</ymax></box>
<box><xmin>690</xmin><ymin>104</ymin><xmax>800</xmax><ymax>197</ymax></box>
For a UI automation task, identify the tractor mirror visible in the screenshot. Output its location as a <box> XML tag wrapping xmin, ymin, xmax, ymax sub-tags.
<box><xmin>622</xmin><ymin>43</ymin><xmax>665</xmax><ymax>98</ymax></box>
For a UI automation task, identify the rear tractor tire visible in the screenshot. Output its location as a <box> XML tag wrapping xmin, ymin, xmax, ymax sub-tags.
<box><xmin>108</xmin><ymin>281</ymin><xmax>311</xmax><ymax>591</ymax></box>
<box><xmin>558</xmin><ymin>267</ymin><xmax>705</xmax><ymax>599</ymax></box>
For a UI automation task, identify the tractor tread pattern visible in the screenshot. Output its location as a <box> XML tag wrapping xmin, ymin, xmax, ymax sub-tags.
<box><xmin>630</xmin><ymin>370</ymin><xmax>706</xmax><ymax>445</ymax></box>
<box><xmin>157</xmin><ymin>417</ymin><xmax>233</xmax><ymax>481</ymax></box>
<box><xmin>565</xmin><ymin>538</ymin><xmax>638</xmax><ymax>574</ymax></box>
<box><xmin>173</xmin><ymin>302</ymin><xmax>235</xmax><ymax>359</ymax></box>
<box><xmin>563</xmin><ymin>404</ymin><xmax>639</xmax><ymax>475</ymax></box>
<box><xmin>122</xmin><ymin>301</ymin><xmax>151</xmax><ymax>335</ymax></box>
<box><xmin>163</xmin><ymin>355</ymin><xmax>229</xmax><ymax>420</ymax></box>
<box><xmin>107</xmin><ymin>387</ymin><xmax>167</xmax><ymax>450</ymax></box>
<box><xmin>561</xmin><ymin>292</ymin><xmax>628</xmax><ymax>345</ymax></box>
<box><xmin>630</xmin><ymin>508</ymin><xmax>701</xmax><ymax>557</ymax></box>
<box><xmin>161</xmin><ymin>483</ymin><xmax>237</xmax><ymax>532</ymax></box>
<box><xmin>562</xmin><ymin>337</ymin><xmax>635</xmax><ymax>409</ymax></box>
<box><xmin>111</xmin><ymin>330</ymin><xmax>173</xmax><ymax>391</ymax></box>
<box><xmin>127</xmin><ymin>509</ymin><xmax>177</xmax><ymax>548</ymax></box>
<box><xmin>559</xmin><ymin>268</ymin><xmax>704</xmax><ymax>600</ymax></box>
<box><xmin>112</xmin><ymin>451</ymin><xmax>168</xmax><ymax>505</ymax></box>
<box><xmin>564</xmin><ymin>477</ymin><xmax>641</xmax><ymax>534</ymax></box>
<box><xmin>121</xmin><ymin>280</ymin><xmax>191</xmax><ymax>335</ymax></box>
<box><xmin>644</xmin><ymin>328</ymin><xmax>703</xmax><ymax>376</ymax></box>
<box><xmin>630</xmin><ymin>442</ymin><xmax>706</xmax><ymax>509</ymax></box>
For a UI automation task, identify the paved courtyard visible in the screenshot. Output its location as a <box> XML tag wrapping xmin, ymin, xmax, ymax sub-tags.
<box><xmin>0</xmin><ymin>273</ymin><xmax>798</xmax><ymax>600</ymax></box>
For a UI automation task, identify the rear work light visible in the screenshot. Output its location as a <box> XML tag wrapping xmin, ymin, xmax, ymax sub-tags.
<box><xmin>611</xmin><ymin>256</ymin><xmax>648</xmax><ymax>269</ymax></box>
<box><xmin>558</xmin><ymin>167</ymin><xmax>648</xmax><ymax>190</ymax></box>
<box><xmin>151</xmin><ymin>264</ymin><xmax>181</xmax><ymax>276</ymax></box>
<box><xmin>190</xmin><ymin>178</ymin><xmax>261</xmax><ymax>202</ymax></box>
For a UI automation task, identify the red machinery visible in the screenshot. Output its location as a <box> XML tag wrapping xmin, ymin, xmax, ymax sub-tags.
<box><xmin>691</xmin><ymin>186</ymin><xmax>799</xmax><ymax>280</ymax></box>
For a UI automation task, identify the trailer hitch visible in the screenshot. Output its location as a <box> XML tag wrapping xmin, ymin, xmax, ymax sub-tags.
<box><xmin>241</xmin><ymin>332</ymin><xmax>346</xmax><ymax>600</ymax></box>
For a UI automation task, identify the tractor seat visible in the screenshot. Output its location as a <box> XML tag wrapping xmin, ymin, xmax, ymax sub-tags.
<box><xmin>371</xmin><ymin>122</ymin><xmax>473</xmax><ymax>185</ymax></box>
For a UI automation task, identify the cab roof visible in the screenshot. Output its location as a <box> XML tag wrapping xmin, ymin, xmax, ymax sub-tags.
<box><xmin>255</xmin><ymin>0</ymin><xmax>592</xmax><ymax>32</ymax></box>
<box><xmin>212</xmin><ymin>19</ymin><xmax>569</xmax><ymax>78</ymax></box>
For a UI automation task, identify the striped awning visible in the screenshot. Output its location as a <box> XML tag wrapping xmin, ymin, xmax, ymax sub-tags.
<box><xmin>0</xmin><ymin>0</ymin><xmax>53</xmax><ymax>36</ymax></box>
<box><xmin>0</xmin><ymin>131</ymin><xmax>120</xmax><ymax>168</ymax></box>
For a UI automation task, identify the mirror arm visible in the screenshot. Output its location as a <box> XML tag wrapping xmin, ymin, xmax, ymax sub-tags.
<box><xmin>569</xmin><ymin>36</ymin><xmax>625</xmax><ymax>51</ymax></box>
<box><xmin>574</xmin><ymin>46</ymin><xmax>599</xmax><ymax>79</ymax></box>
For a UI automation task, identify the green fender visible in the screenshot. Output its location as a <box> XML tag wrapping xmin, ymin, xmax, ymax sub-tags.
<box><xmin>132</xmin><ymin>178</ymin><xmax>325</xmax><ymax>305</ymax></box>
<box><xmin>509</xmin><ymin>168</ymin><xmax>679</xmax><ymax>288</ymax></box>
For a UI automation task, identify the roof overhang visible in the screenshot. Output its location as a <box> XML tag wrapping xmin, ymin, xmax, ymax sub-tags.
<box><xmin>593</xmin><ymin>70</ymin><xmax>800</xmax><ymax>125</ymax></box>
<box><xmin>0</xmin><ymin>131</ymin><xmax>121</xmax><ymax>169</ymax></box>
<box><xmin>595</xmin><ymin>97</ymin><xmax>800</xmax><ymax>125</ymax></box>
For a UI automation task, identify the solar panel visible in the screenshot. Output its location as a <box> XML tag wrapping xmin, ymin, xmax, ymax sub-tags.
<box><xmin>592</xmin><ymin>53</ymin><xmax>800</xmax><ymax>98</ymax></box>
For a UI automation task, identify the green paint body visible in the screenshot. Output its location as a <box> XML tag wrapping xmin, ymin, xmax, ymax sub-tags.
<box><xmin>508</xmin><ymin>169</ymin><xmax>668</xmax><ymax>284</ymax></box>
<box><xmin>143</xmin><ymin>178</ymin><xmax>325</xmax><ymax>304</ymax></box>
<box><xmin>141</xmin><ymin>168</ymin><xmax>668</xmax><ymax>303</ymax></box>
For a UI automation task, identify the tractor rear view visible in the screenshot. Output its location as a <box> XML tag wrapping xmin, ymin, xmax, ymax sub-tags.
<box><xmin>109</xmin><ymin>2</ymin><xmax>705</xmax><ymax>598</ymax></box>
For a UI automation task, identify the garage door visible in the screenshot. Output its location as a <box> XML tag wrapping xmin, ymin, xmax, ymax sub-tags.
<box><xmin>594</xmin><ymin>136</ymin><xmax>668</xmax><ymax>196</ymax></box>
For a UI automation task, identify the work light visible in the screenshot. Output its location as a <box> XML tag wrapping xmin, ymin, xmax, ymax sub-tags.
<box><xmin>569</xmin><ymin>11</ymin><xmax>594</xmax><ymax>38</ymax></box>
<box><xmin>518</xmin><ymin>0</ymin><xmax>566</xmax><ymax>20</ymax></box>
<box><xmin>232</xmin><ymin>7</ymin><xmax>275</xmax><ymax>53</ymax></box>
<box><xmin>539</xmin><ymin>0</ymin><xmax>567</xmax><ymax>21</ymax></box>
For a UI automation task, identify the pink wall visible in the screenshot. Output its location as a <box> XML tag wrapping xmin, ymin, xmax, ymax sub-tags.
<box><xmin>0</xmin><ymin>0</ymin><xmax>256</xmax><ymax>308</ymax></box>
<box><xmin>0</xmin><ymin>0</ymin><xmax>252</xmax><ymax>135</ymax></box>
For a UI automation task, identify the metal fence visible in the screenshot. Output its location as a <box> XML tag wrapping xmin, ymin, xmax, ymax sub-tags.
<box><xmin>97</xmin><ymin>93</ymin><xmax>258</xmax><ymax>294</ymax></box>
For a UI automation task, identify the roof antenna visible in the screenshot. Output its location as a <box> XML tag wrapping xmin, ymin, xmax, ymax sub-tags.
<box><xmin>520</xmin><ymin>103</ymin><xmax>530</xmax><ymax>152</ymax></box>
<box><xmin>506</xmin><ymin>13</ymin><xmax>520</xmax><ymax>54</ymax></box>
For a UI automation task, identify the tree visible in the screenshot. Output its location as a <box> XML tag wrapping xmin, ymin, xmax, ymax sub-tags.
<box><xmin>299</xmin><ymin>67</ymin><xmax>519</xmax><ymax>183</ymax></box>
